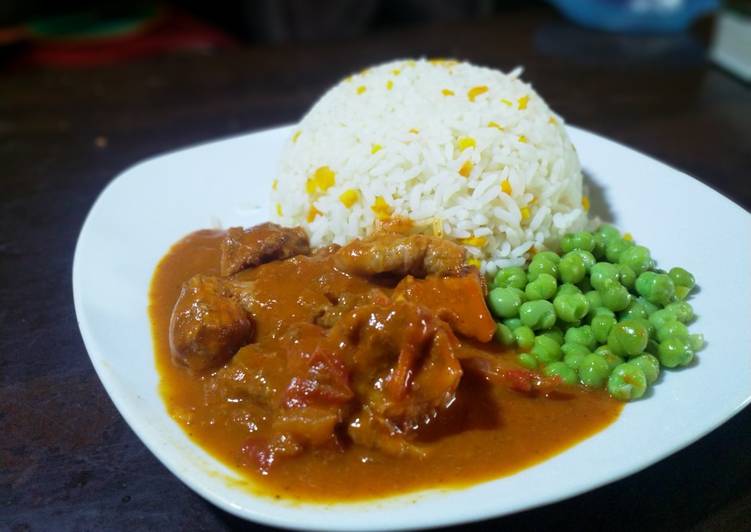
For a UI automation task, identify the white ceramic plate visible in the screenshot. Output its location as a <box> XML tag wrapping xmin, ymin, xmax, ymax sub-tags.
<box><xmin>73</xmin><ymin>124</ymin><xmax>751</xmax><ymax>531</ymax></box>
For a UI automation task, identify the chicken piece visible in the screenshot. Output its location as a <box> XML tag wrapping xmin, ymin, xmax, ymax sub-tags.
<box><xmin>393</xmin><ymin>268</ymin><xmax>496</xmax><ymax>342</ymax></box>
<box><xmin>332</xmin><ymin>300</ymin><xmax>463</xmax><ymax>455</ymax></box>
<box><xmin>220</xmin><ymin>223</ymin><xmax>310</xmax><ymax>276</ymax></box>
<box><xmin>334</xmin><ymin>233</ymin><xmax>466</xmax><ymax>278</ymax></box>
<box><xmin>169</xmin><ymin>275</ymin><xmax>255</xmax><ymax>372</ymax></box>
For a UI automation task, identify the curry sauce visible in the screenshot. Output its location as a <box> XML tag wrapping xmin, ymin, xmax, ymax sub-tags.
<box><xmin>150</xmin><ymin>229</ymin><xmax>621</xmax><ymax>501</ymax></box>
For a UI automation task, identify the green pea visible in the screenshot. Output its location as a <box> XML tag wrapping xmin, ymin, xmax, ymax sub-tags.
<box><xmin>619</xmin><ymin>300</ymin><xmax>650</xmax><ymax>321</ymax></box>
<box><xmin>674</xmin><ymin>285</ymin><xmax>692</xmax><ymax>300</ymax></box>
<box><xmin>494</xmin><ymin>266</ymin><xmax>527</xmax><ymax>290</ymax></box>
<box><xmin>632</xmin><ymin>317</ymin><xmax>655</xmax><ymax>339</ymax></box>
<box><xmin>543</xmin><ymin>361</ymin><xmax>578</xmax><ymax>385</ymax></box>
<box><xmin>590</xmin><ymin>262</ymin><xmax>620</xmax><ymax>291</ymax></box>
<box><xmin>564</xmin><ymin>325</ymin><xmax>596</xmax><ymax>351</ymax></box>
<box><xmin>557</xmin><ymin>283</ymin><xmax>582</xmax><ymax>296</ymax></box>
<box><xmin>619</xmin><ymin>245</ymin><xmax>653</xmax><ymax>275</ymax></box>
<box><xmin>649</xmin><ymin>308</ymin><xmax>677</xmax><ymax>330</ymax></box>
<box><xmin>494</xmin><ymin>323</ymin><xmax>515</xmax><ymax>347</ymax></box>
<box><xmin>561</xmin><ymin>231</ymin><xmax>595</xmax><ymax>253</ymax></box>
<box><xmin>519</xmin><ymin>300</ymin><xmax>557</xmax><ymax>330</ymax></box>
<box><xmin>635</xmin><ymin>272</ymin><xmax>675</xmax><ymax>306</ymax></box>
<box><xmin>591</xmin><ymin>314</ymin><xmax>617</xmax><ymax>344</ymax></box>
<box><xmin>668</xmin><ymin>267</ymin><xmax>695</xmax><ymax>290</ymax></box>
<box><xmin>593</xmin><ymin>307</ymin><xmax>616</xmax><ymax>319</ymax></box>
<box><xmin>532</xmin><ymin>335</ymin><xmax>563</xmax><ymax>364</ymax></box>
<box><xmin>617</xmin><ymin>264</ymin><xmax>636</xmax><ymax>289</ymax></box>
<box><xmin>559</xmin><ymin>252</ymin><xmax>586</xmax><ymax>284</ymax></box>
<box><xmin>608</xmin><ymin>363</ymin><xmax>647</xmax><ymax>400</ymax></box>
<box><xmin>503</xmin><ymin>318</ymin><xmax>523</xmax><ymax>331</ymax></box>
<box><xmin>656</xmin><ymin>321</ymin><xmax>689</xmax><ymax>343</ymax></box>
<box><xmin>528</xmin><ymin>257</ymin><xmax>558</xmax><ymax>282</ymax></box>
<box><xmin>607</xmin><ymin>319</ymin><xmax>649</xmax><ymax>357</ymax></box>
<box><xmin>541</xmin><ymin>327</ymin><xmax>564</xmax><ymax>345</ymax></box>
<box><xmin>595</xmin><ymin>224</ymin><xmax>620</xmax><ymax>244</ymax></box>
<box><xmin>517</xmin><ymin>352</ymin><xmax>538</xmax><ymax>370</ymax></box>
<box><xmin>525</xmin><ymin>273</ymin><xmax>557</xmax><ymax>300</ymax></box>
<box><xmin>487</xmin><ymin>287</ymin><xmax>525</xmax><ymax>319</ymax></box>
<box><xmin>636</xmin><ymin>296</ymin><xmax>659</xmax><ymax>316</ymax></box>
<box><xmin>605</xmin><ymin>238</ymin><xmax>634</xmax><ymax>263</ymax></box>
<box><xmin>534</xmin><ymin>251</ymin><xmax>561</xmax><ymax>264</ymax></box>
<box><xmin>562</xmin><ymin>343</ymin><xmax>590</xmax><ymax>370</ymax></box>
<box><xmin>514</xmin><ymin>326</ymin><xmax>535</xmax><ymax>351</ymax></box>
<box><xmin>689</xmin><ymin>333</ymin><xmax>704</xmax><ymax>351</ymax></box>
<box><xmin>568</xmin><ymin>249</ymin><xmax>596</xmax><ymax>272</ymax></box>
<box><xmin>585</xmin><ymin>291</ymin><xmax>603</xmax><ymax>320</ymax></box>
<box><xmin>594</xmin><ymin>345</ymin><xmax>625</xmax><ymax>371</ymax></box>
<box><xmin>658</xmin><ymin>337</ymin><xmax>694</xmax><ymax>368</ymax></box>
<box><xmin>628</xmin><ymin>354</ymin><xmax>660</xmax><ymax>385</ymax></box>
<box><xmin>579</xmin><ymin>353</ymin><xmax>611</xmax><ymax>388</ymax></box>
<box><xmin>599</xmin><ymin>281</ymin><xmax>632</xmax><ymax>312</ymax></box>
<box><xmin>665</xmin><ymin>301</ymin><xmax>694</xmax><ymax>323</ymax></box>
<box><xmin>554</xmin><ymin>292</ymin><xmax>590</xmax><ymax>323</ymax></box>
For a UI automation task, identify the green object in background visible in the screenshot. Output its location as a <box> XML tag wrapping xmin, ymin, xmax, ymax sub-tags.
<box><xmin>27</xmin><ymin>6</ymin><xmax>159</xmax><ymax>41</ymax></box>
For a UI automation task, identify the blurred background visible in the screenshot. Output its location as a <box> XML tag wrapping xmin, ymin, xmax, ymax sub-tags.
<box><xmin>0</xmin><ymin>0</ymin><xmax>747</xmax><ymax>77</ymax></box>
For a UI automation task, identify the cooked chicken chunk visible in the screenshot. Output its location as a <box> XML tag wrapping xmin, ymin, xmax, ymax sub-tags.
<box><xmin>220</xmin><ymin>223</ymin><xmax>310</xmax><ymax>276</ymax></box>
<box><xmin>333</xmin><ymin>233</ymin><xmax>466</xmax><ymax>278</ymax></box>
<box><xmin>169</xmin><ymin>275</ymin><xmax>254</xmax><ymax>372</ymax></box>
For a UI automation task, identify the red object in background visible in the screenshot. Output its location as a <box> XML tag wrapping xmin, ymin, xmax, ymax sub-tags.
<box><xmin>12</xmin><ymin>9</ymin><xmax>236</xmax><ymax>68</ymax></box>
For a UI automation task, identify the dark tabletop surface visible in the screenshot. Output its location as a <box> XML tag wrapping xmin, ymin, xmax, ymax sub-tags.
<box><xmin>2</xmin><ymin>6</ymin><xmax>750</xmax><ymax>532</ymax></box>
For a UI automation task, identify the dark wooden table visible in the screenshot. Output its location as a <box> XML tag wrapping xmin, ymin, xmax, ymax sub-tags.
<box><xmin>2</xmin><ymin>7</ymin><xmax>750</xmax><ymax>531</ymax></box>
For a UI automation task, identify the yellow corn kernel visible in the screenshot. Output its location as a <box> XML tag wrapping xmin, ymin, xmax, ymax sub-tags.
<box><xmin>392</xmin><ymin>68</ymin><xmax>401</xmax><ymax>76</ymax></box>
<box><xmin>339</xmin><ymin>188</ymin><xmax>360</xmax><ymax>208</ymax></box>
<box><xmin>457</xmin><ymin>136</ymin><xmax>476</xmax><ymax>151</ymax></box>
<box><xmin>459</xmin><ymin>160</ymin><xmax>473</xmax><ymax>178</ymax></box>
<box><xmin>501</xmin><ymin>98</ymin><xmax>513</xmax><ymax>106</ymax></box>
<box><xmin>272</xmin><ymin>179</ymin><xmax>278</xmax><ymax>191</ymax></box>
<box><xmin>276</xmin><ymin>203</ymin><xmax>283</xmax><ymax>216</ymax></box>
<box><xmin>581</xmin><ymin>195</ymin><xmax>590</xmax><ymax>211</ymax></box>
<box><xmin>291</xmin><ymin>131</ymin><xmax>301</xmax><ymax>143</ymax></box>
<box><xmin>432</xmin><ymin>218</ymin><xmax>444</xmax><ymax>237</ymax></box>
<box><xmin>371</xmin><ymin>144</ymin><xmax>382</xmax><ymax>154</ymax></box>
<box><xmin>548</xmin><ymin>116</ymin><xmax>557</xmax><ymax>124</ymax></box>
<box><xmin>429</xmin><ymin>58</ymin><xmax>457</xmax><ymax>67</ymax></box>
<box><xmin>313</xmin><ymin>166</ymin><xmax>335</xmax><ymax>191</ymax></box>
<box><xmin>529</xmin><ymin>246</ymin><xmax>538</xmax><ymax>257</ymax></box>
<box><xmin>518</xmin><ymin>95</ymin><xmax>529</xmax><ymax>110</ymax></box>
<box><xmin>521</xmin><ymin>206</ymin><xmax>530</xmax><ymax>221</ymax></box>
<box><xmin>442</xmin><ymin>88</ymin><xmax>455</xmax><ymax>96</ymax></box>
<box><xmin>624</xmin><ymin>232</ymin><xmax>634</xmax><ymax>241</ymax></box>
<box><xmin>468</xmin><ymin>85</ymin><xmax>489</xmax><ymax>102</ymax></box>
<box><xmin>357</xmin><ymin>85</ymin><xmax>366</xmax><ymax>95</ymax></box>
<box><xmin>305</xmin><ymin>178</ymin><xmax>316</xmax><ymax>195</ymax></box>
<box><xmin>467</xmin><ymin>258</ymin><xmax>481</xmax><ymax>268</ymax></box>
<box><xmin>501</xmin><ymin>178</ymin><xmax>512</xmax><ymax>194</ymax></box>
<box><xmin>518</xmin><ymin>135</ymin><xmax>528</xmax><ymax>143</ymax></box>
<box><xmin>371</xmin><ymin>196</ymin><xmax>392</xmax><ymax>220</ymax></box>
<box><xmin>386</xmin><ymin>80</ymin><xmax>394</xmax><ymax>90</ymax></box>
<box><xmin>487</xmin><ymin>121</ymin><xmax>503</xmax><ymax>130</ymax></box>
<box><xmin>461</xmin><ymin>236</ymin><xmax>487</xmax><ymax>247</ymax></box>
<box><xmin>409</xmin><ymin>128</ymin><xmax>419</xmax><ymax>134</ymax></box>
<box><xmin>306</xmin><ymin>205</ymin><xmax>322</xmax><ymax>223</ymax></box>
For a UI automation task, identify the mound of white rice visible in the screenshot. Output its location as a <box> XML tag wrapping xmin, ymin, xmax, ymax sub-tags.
<box><xmin>271</xmin><ymin>58</ymin><xmax>589</xmax><ymax>274</ymax></box>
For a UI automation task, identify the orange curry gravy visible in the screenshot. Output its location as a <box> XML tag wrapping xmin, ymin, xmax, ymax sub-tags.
<box><xmin>150</xmin><ymin>229</ymin><xmax>621</xmax><ymax>501</ymax></box>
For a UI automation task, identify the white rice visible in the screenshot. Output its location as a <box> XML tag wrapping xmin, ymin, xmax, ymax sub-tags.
<box><xmin>271</xmin><ymin>58</ymin><xmax>588</xmax><ymax>274</ymax></box>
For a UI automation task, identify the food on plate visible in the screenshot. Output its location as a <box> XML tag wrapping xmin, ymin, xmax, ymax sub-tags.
<box><xmin>150</xmin><ymin>59</ymin><xmax>701</xmax><ymax>501</ymax></box>
<box><xmin>151</xmin><ymin>224</ymin><xmax>620</xmax><ymax>500</ymax></box>
<box><xmin>486</xmin><ymin>224</ymin><xmax>702</xmax><ymax>401</ymax></box>
<box><xmin>272</xmin><ymin>59</ymin><xmax>587</xmax><ymax>272</ymax></box>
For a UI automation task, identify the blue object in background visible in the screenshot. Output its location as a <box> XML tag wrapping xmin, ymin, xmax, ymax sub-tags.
<box><xmin>549</xmin><ymin>0</ymin><xmax>719</xmax><ymax>32</ymax></box>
